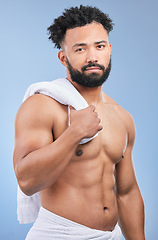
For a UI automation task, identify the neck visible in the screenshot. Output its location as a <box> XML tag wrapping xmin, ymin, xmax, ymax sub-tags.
<box><xmin>67</xmin><ymin>77</ymin><xmax>105</xmax><ymax>105</ymax></box>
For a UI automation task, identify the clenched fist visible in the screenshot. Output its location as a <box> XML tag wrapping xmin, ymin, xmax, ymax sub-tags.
<box><xmin>68</xmin><ymin>105</ymin><xmax>103</xmax><ymax>139</ymax></box>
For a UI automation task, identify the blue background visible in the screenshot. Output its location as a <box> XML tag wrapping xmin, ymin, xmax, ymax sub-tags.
<box><xmin>0</xmin><ymin>0</ymin><xmax>157</xmax><ymax>239</ymax></box>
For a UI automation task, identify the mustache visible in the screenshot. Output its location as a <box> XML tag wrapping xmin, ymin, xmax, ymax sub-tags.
<box><xmin>81</xmin><ymin>63</ymin><xmax>105</xmax><ymax>72</ymax></box>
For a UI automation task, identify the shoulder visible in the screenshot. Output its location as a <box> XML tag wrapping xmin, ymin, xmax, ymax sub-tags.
<box><xmin>103</xmin><ymin>93</ymin><xmax>136</xmax><ymax>144</ymax></box>
<box><xmin>15</xmin><ymin>94</ymin><xmax>63</xmax><ymax>128</ymax></box>
<box><xmin>115</xmin><ymin>104</ymin><xmax>136</xmax><ymax>147</ymax></box>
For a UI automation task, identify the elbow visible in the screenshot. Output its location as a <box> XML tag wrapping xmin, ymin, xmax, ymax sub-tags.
<box><xmin>117</xmin><ymin>185</ymin><xmax>145</xmax><ymax>210</ymax></box>
<box><xmin>18</xmin><ymin>179</ymin><xmax>37</xmax><ymax>196</ymax></box>
<box><xmin>15</xmin><ymin>164</ymin><xmax>37</xmax><ymax>196</ymax></box>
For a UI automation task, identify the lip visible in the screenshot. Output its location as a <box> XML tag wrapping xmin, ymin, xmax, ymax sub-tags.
<box><xmin>85</xmin><ymin>67</ymin><xmax>101</xmax><ymax>72</ymax></box>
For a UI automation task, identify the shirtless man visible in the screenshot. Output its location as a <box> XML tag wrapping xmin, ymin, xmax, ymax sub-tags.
<box><xmin>13</xmin><ymin>5</ymin><xmax>145</xmax><ymax>240</ymax></box>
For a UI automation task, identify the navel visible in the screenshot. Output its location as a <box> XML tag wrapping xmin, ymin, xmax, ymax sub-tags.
<box><xmin>122</xmin><ymin>153</ymin><xmax>124</xmax><ymax>159</ymax></box>
<box><xmin>75</xmin><ymin>149</ymin><xmax>83</xmax><ymax>157</ymax></box>
<box><xmin>104</xmin><ymin>206</ymin><xmax>108</xmax><ymax>211</ymax></box>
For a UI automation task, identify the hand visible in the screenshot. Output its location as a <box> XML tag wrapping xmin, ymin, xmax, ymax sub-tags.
<box><xmin>69</xmin><ymin>105</ymin><xmax>103</xmax><ymax>139</ymax></box>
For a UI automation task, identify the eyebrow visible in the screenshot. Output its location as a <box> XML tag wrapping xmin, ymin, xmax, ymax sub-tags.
<box><xmin>72</xmin><ymin>40</ymin><xmax>108</xmax><ymax>49</ymax></box>
<box><xmin>95</xmin><ymin>40</ymin><xmax>108</xmax><ymax>45</ymax></box>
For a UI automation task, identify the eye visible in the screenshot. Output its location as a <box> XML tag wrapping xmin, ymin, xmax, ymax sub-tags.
<box><xmin>75</xmin><ymin>47</ymin><xmax>84</xmax><ymax>52</ymax></box>
<box><xmin>97</xmin><ymin>45</ymin><xmax>105</xmax><ymax>50</ymax></box>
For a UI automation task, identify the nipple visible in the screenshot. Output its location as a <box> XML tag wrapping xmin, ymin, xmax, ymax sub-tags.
<box><xmin>75</xmin><ymin>149</ymin><xmax>83</xmax><ymax>157</ymax></box>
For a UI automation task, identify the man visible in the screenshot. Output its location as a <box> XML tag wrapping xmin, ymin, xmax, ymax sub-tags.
<box><xmin>13</xmin><ymin>5</ymin><xmax>145</xmax><ymax>240</ymax></box>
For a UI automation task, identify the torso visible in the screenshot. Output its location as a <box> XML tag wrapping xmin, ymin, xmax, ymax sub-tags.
<box><xmin>40</xmin><ymin>94</ymin><xmax>128</xmax><ymax>231</ymax></box>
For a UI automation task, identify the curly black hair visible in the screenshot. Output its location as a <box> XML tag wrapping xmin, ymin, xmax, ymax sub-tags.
<box><xmin>47</xmin><ymin>5</ymin><xmax>114</xmax><ymax>49</ymax></box>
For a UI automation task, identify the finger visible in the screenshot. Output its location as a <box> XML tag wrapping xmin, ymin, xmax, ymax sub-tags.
<box><xmin>98</xmin><ymin>124</ymin><xmax>103</xmax><ymax>131</ymax></box>
<box><xmin>98</xmin><ymin>117</ymin><xmax>101</xmax><ymax>123</ymax></box>
<box><xmin>89</xmin><ymin>105</ymin><xmax>96</xmax><ymax>112</ymax></box>
<box><xmin>95</xmin><ymin>112</ymin><xmax>98</xmax><ymax>117</ymax></box>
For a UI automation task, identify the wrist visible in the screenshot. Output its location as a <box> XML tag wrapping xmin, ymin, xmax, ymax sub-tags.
<box><xmin>68</xmin><ymin>124</ymin><xmax>85</xmax><ymax>144</ymax></box>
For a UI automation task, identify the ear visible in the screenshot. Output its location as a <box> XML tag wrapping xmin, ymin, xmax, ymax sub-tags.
<box><xmin>109</xmin><ymin>43</ymin><xmax>112</xmax><ymax>54</ymax></box>
<box><xmin>58</xmin><ymin>51</ymin><xmax>67</xmax><ymax>67</ymax></box>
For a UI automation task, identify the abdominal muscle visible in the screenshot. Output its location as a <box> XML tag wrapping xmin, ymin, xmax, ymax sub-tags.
<box><xmin>40</xmin><ymin>149</ymin><xmax>119</xmax><ymax>231</ymax></box>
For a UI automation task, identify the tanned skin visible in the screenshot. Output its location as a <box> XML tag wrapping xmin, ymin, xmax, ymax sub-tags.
<box><xmin>13</xmin><ymin>23</ymin><xmax>145</xmax><ymax>240</ymax></box>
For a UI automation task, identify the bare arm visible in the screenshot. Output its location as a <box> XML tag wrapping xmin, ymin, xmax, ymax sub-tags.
<box><xmin>13</xmin><ymin>94</ymin><xmax>102</xmax><ymax>196</ymax></box>
<box><xmin>116</xmin><ymin>113</ymin><xmax>145</xmax><ymax>240</ymax></box>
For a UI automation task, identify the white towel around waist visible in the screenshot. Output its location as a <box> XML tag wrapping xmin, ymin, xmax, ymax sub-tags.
<box><xmin>17</xmin><ymin>78</ymin><xmax>98</xmax><ymax>224</ymax></box>
<box><xmin>25</xmin><ymin>207</ymin><xmax>122</xmax><ymax>240</ymax></box>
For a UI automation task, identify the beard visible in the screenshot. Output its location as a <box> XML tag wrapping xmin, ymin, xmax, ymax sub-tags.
<box><xmin>66</xmin><ymin>57</ymin><xmax>112</xmax><ymax>88</ymax></box>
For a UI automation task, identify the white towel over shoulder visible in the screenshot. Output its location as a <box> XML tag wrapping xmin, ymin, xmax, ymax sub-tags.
<box><xmin>17</xmin><ymin>78</ymin><xmax>98</xmax><ymax>224</ymax></box>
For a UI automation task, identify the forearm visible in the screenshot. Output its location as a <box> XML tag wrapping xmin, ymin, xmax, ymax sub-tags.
<box><xmin>15</xmin><ymin>126</ymin><xmax>82</xmax><ymax>196</ymax></box>
<box><xmin>117</xmin><ymin>186</ymin><xmax>145</xmax><ymax>240</ymax></box>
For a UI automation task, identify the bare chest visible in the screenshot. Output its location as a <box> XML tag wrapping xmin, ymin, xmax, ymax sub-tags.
<box><xmin>53</xmin><ymin>104</ymin><xmax>127</xmax><ymax>165</ymax></box>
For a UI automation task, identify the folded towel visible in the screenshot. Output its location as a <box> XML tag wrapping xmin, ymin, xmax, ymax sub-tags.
<box><xmin>17</xmin><ymin>78</ymin><xmax>98</xmax><ymax>224</ymax></box>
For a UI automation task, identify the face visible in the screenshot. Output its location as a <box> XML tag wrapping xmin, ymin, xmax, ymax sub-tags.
<box><xmin>66</xmin><ymin>57</ymin><xmax>111</xmax><ymax>87</ymax></box>
<box><xmin>59</xmin><ymin>22</ymin><xmax>112</xmax><ymax>88</ymax></box>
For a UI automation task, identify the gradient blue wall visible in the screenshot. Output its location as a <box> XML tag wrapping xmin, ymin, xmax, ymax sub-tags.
<box><xmin>0</xmin><ymin>0</ymin><xmax>157</xmax><ymax>239</ymax></box>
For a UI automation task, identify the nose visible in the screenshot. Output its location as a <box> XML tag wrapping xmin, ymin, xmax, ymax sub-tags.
<box><xmin>86</xmin><ymin>48</ymin><xmax>98</xmax><ymax>63</ymax></box>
